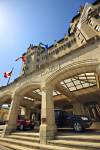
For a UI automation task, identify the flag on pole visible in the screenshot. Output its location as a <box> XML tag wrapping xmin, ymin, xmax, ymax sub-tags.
<box><xmin>3</xmin><ymin>67</ymin><xmax>14</xmax><ymax>85</ymax></box>
<box><xmin>4</xmin><ymin>71</ymin><xmax>12</xmax><ymax>78</ymax></box>
<box><xmin>39</xmin><ymin>42</ymin><xmax>48</xmax><ymax>55</ymax></box>
<box><xmin>4</xmin><ymin>67</ymin><xmax>14</xmax><ymax>78</ymax></box>
<box><xmin>39</xmin><ymin>42</ymin><xmax>48</xmax><ymax>49</ymax></box>
<box><xmin>15</xmin><ymin>53</ymin><xmax>26</xmax><ymax>64</ymax></box>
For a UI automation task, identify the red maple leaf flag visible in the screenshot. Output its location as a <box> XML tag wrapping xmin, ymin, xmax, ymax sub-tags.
<box><xmin>21</xmin><ymin>55</ymin><xmax>26</xmax><ymax>64</ymax></box>
<box><xmin>15</xmin><ymin>53</ymin><xmax>26</xmax><ymax>64</ymax></box>
<box><xmin>4</xmin><ymin>71</ymin><xmax>12</xmax><ymax>78</ymax></box>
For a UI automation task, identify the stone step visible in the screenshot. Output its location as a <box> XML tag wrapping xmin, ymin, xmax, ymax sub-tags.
<box><xmin>0</xmin><ymin>131</ymin><xmax>3</xmax><ymax>137</ymax></box>
<box><xmin>48</xmin><ymin>139</ymin><xmax>100</xmax><ymax>150</ymax></box>
<box><xmin>11</xmin><ymin>131</ymin><xmax>39</xmax><ymax>138</ymax></box>
<box><xmin>0</xmin><ymin>132</ymin><xmax>2</xmax><ymax>135</ymax></box>
<box><xmin>56</xmin><ymin>135</ymin><xmax>100</xmax><ymax>143</ymax></box>
<box><xmin>0</xmin><ymin>126</ymin><xmax>4</xmax><ymax>137</ymax></box>
<box><xmin>0</xmin><ymin>144</ymin><xmax>14</xmax><ymax>150</ymax></box>
<box><xmin>0</xmin><ymin>138</ymin><xmax>86</xmax><ymax>150</ymax></box>
<box><xmin>7</xmin><ymin>135</ymin><xmax>40</xmax><ymax>143</ymax></box>
<box><xmin>0</xmin><ymin>125</ymin><xmax>5</xmax><ymax>130</ymax></box>
<box><xmin>0</xmin><ymin>142</ymin><xmax>38</xmax><ymax>150</ymax></box>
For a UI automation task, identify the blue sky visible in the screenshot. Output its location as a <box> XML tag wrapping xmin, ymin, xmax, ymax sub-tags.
<box><xmin>0</xmin><ymin>0</ymin><xmax>95</xmax><ymax>86</ymax></box>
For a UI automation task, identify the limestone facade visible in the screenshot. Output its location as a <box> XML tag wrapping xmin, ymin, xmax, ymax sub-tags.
<box><xmin>0</xmin><ymin>0</ymin><xmax>100</xmax><ymax>144</ymax></box>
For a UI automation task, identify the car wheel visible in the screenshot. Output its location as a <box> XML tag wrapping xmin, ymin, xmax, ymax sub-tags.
<box><xmin>73</xmin><ymin>122</ymin><xmax>82</xmax><ymax>132</ymax></box>
<box><xmin>19</xmin><ymin>124</ymin><xmax>24</xmax><ymax>131</ymax></box>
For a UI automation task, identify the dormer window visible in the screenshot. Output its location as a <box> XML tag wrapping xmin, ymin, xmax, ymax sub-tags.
<box><xmin>95</xmin><ymin>25</ymin><xmax>100</xmax><ymax>32</ymax></box>
<box><xmin>88</xmin><ymin>19</ymin><xmax>93</xmax><ymax>26</ymax></box>
<box><xmin>77</xmin><ymin>33</ymin><xmax>81</xmax><ymax>39</ymax></box>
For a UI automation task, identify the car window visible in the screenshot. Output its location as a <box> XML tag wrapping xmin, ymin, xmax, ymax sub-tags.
<box><xmin>55</xmin><ymin>111</ymin><xmax>61</xmax><ymax>119</ymax></box>
<box><xmin>63</xmin><ymin>111</ymin><xmax>68</xmax><ymax>118</ymax></box>
<box><xmin>55</xmin><ymin>111</ymin><xmax>60</xmax><ymax>117</ymax></box>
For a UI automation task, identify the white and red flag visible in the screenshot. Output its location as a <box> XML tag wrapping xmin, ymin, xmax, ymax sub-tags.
<box><xmin>4</xmin><ymin>71</ymin><xmax>12</xmax><ymax>78</ymax></box>
<box><xmin>3</xmin><ymin>67</ymin><xmax>14</xmax><ymax>85</ymax></box>
<box><xmin>15</xmin><ymin>53</ymin><xmax>26</xmax><ymax>64</ymax></box>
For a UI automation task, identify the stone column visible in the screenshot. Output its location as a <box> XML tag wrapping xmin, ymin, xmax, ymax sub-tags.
<box><xmin>2</xmin><ymin>94</ymin><xmax>21</xmax><ymax>137</ymax></box>
<box><xmin>40</xmin><ymin>83</ymin><xmax>57</xmax><ymax>144</ymax></box>
<box><xmin>96</xmin><ymin>65</ymin><xmax>100</xmax><ymax>89</ymax></box>
<box><xmin>96</xmin><ymin>65</ymin><xmax>100</xmax><ymax>106</ymax></box>
<box><xmin>73</xmin><ymin>102</ymin><xmax>86</xmax><ymax>115</ymax></box>
<box><xmin>25</xmin><ymin>107</ymin><xmax>31</xmax><ymax>119</ymax></box>
<box><xmin>20</xmin><ymin>106</ymin><xmax>26</xmax><ymax>116</ymax></box>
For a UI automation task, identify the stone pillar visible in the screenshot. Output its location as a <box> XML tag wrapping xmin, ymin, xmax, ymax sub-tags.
<box><xmin>25</xmin><ymin>107</ymin><xmax>31</xmax><ymax>119</ymax></box>
<box><xmin>96</xmin><ymin>65</ymin><xmax>100</xmax><ymax>105</ymax></box>
<box><xmin>96</xmin><ymin>65</ymin><xmax>100</xmax><ymax>89</ymax></box>
<box><xmin>20</xmin><ymin>106</ymin><xmax>26</xmax><ymax>116</ymax></box>
<box><xmin>40</xmin><ymin>84</ymin><xmax>57</xmax><ymax>144</ymax></box>
<box><xmin>2</xmin><ymin>94</ymin><xmax>21</xmax><ymax>137</ymax></box>
<box><xmin>73</xmin><ymin>102</ymin><xmax>86</xmax><ymax>115</ymax></box>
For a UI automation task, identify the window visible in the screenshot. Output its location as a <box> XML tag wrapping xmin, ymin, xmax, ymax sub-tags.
<box><xmin>60</xmin><ymin>72</ymin><xmax>96</xmax><ymax>92</ymax></box>
<box><xmin>95</xmin><ymin>15</ymin><xmax>100</xmax><ymax>19</ymax></box>
<box><xmin>77</xmin><ymin>33</ymin><xmax>81</xmax><ymax>39</ymax></box>
<box><xmin>95</xmin><ymin>25</ymin><xmax>100</xmax><ymax>32</ymax></box>
<box><xmin>88</xmin><ymin>19</ymin><xmax>93</xmax><ymax>26</ymax></box>
<box><xmin>56</xmin><ymin>49</ymin><xmax>59</xmax><ymax>54</ymax></box>
<box><xmin>67</xmin><ymin>42</ymin><xmax>71</xmax><ymax>48</ymax></box>
<box><xmin>81</xmin><ymin>39</ymin><xmax>85</xmax><ymax>44</ymax></box>
<box><xmin>72</xmin><ymin>38</ymin><xmax>76</xmax><ymax>44</ymax></box>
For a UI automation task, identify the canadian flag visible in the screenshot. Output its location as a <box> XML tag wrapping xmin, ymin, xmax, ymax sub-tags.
<box><xmin>15</xmin><ymin>53</ymin><xmax>26</xmax><ymax>64</ymax></box>
<box><xmin>4</xmin><ymin>71</ymin><xmax>12</xmax><ymax>78</ymax></box>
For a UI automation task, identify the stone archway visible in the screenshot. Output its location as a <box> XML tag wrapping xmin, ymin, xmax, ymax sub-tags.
<box><xmin>2</xmin><ymin>81</ymin><xmax>41</xmax><ymax>137</ymax></box>
<box><xmin>0</xmin><ymin>94</ymin><xmax>12</xmax><ymax>125</ymax></box>
<box><xmin>15</xmin><ymin>82</ymin><xmax>41</xmax><ymax>127</ymax></box>
<box><xmin>46</xmin><ymin>60</ymin><xmax>99</xmax><ymax>87</ymax></box>
<box><xmin>14</xmin><ymin>82</ymin><xmax>40</xmax><ymax>97</ymax></box>
<box><xmin>40</xmin><ymin>61</ymin><xmax>100</xmax><ymax>143</ymax></box>
<box><xmin>0</xmin><ymin>94</ymin><xmax>12</xmax><ymax>105</ymax></box>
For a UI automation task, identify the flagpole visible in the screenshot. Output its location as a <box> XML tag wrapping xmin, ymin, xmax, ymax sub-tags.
<box><xmin>7</xmin><ymin>67</ymin><xmax>14</xmax><ymax>85</ymax></box>
<box><xmin>39</xmin><ymin>42</ymin><xmax>48</xmax><ymax>56</ymax></box>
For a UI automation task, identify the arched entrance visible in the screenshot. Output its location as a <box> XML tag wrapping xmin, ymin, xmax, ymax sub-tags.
<box><xmin>2</xmin><ymin>82</ymin><xmax>41</xmax><ymax>136</ymax></box>
<box><xmin>40</xmin><ymin>61</ymin><xmax>100</xmax><ymax>143</ymax></box>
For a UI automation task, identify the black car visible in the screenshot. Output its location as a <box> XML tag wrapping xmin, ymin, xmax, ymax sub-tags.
<box><xmin>0</xmin><ymin>120</ymin><xmax>6</xmax><ymax>125</ymax></box>
<box><xmin>55</xmin><ymin>109</ymin><xmax>92</xmax><ymax>132</ymax></box>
